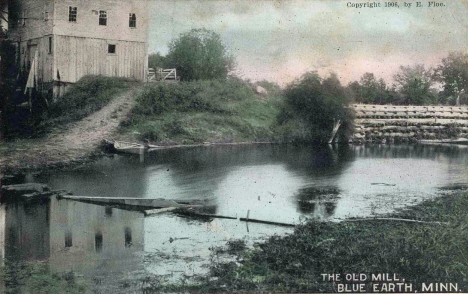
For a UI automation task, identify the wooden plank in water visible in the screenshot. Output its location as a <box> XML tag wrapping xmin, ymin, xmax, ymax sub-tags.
<box><xmin>240</xmin><ymin>217</ymin><xmax>296</xmax><ymax>227</ymax></box>
<box><xmin>144</xmin><ymin>207</ymin><xmax>178</xmax><ymax>216</ymax></box>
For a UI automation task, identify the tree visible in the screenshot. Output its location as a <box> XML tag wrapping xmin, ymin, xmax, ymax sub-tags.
<box><xmin>148</xmin><ymin>52</ymin><xmax>167</xmax><ymax>69</ymax></box>
<box><xmin>393</xmin><ymin>64</ymin><xmax>436</xmax><ymax>105</ymax></box>
<box><xmin>348</xmin><ymin>73</ymin><xmax>392</xmax><ymax>104</ymax></box>
<box><xmin>278</xmin><ymin>72</ymin><xmax>354</xmax><ymax>144</ymax></box>
<box><xmin>360</xmin><ymin>72</ymin><xmax>378</xmax><ymax>104</ymax></box>
<box><xmin>435</xmin><ymin>51</ymin><xmax>468</xmax><ymax>105</ymax></box>
<box><xmin>165</xmin><ymin>29</ymin><xmax>234</xmax><ymax>81</ymax></box>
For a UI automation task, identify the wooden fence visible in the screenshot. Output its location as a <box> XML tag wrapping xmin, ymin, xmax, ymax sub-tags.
<box><xmin>147</xmin><ymin>68</ymin><xmax>180</xmax><ymax>82</ymax></box>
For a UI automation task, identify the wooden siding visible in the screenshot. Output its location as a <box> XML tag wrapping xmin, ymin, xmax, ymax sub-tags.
<box><xmin>18</xmin><ymin>35</ymin><xmax>54</xmax><ymax>83</ymax></box>
<box><xmin>53</xmin><ymin>0</ymin><xmax>148</xmax><ymax>43</ymax></box>
<box><xmin>54</xmin><ymin>35</ymin><xmax>146</xmax><ymax>83</ymax></box>
<box><xmin>8</xmin><ymin>0</ymin><xmax>54</xmax><ymax>42</ymax></box>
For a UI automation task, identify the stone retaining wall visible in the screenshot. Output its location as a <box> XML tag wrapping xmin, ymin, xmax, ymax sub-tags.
<box><xmin>352</xmin><ymin>104</ymin><xmax>468</xmax><ymax>143</ymax></box>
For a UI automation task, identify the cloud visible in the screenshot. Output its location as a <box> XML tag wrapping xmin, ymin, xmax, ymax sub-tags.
<box><xmin>149</xmin><ymin>0</ymin><xmax>468</xmax><ymax>85</ymax></box>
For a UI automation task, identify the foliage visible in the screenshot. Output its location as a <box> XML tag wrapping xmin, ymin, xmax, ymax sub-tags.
<box><xmin>1</xmin><ymin>261</ymin><xmax>86</xmax><ymax>293</ymax></box>
<box><xmin>121</xmin><ymin>78</ymin><xmax>281</xmax><ymax>144</ymax></box>
<box><xmin>348</xmin><ymin>73</ymin><xmax>404</xmax><ymax>105</ymax></box>
<box><xmin>277</xmin><ymin>72</ymin><xmax>354</xmax><ymax>144</ymax></box>
<box><xmin>148</xmin><ymin>52</ymin><xmax>168</xmax><ymax>69</ymax></box>
<box><xmin>435</xmin><ymin>51</ymin><xmax>468</xmax><ymax>105</ymax></box>
<box><xmin>165</xmin><ymin>29</ymin><xmax>234</xmax><ymax>81</ymax></box>
<box><xmin>393</xmin><ymin>64</ymin><xmax>437</xmax><ymax>105</ymax></box>
<box><xmin>195</xmin><ymin>191</ymin><xmax>468</xmax><ymax>293</ymax></box>
<box><xmin>38</xmin><ymin>75</ymin><xmax>132</xmax><ymax>133</ymax></box>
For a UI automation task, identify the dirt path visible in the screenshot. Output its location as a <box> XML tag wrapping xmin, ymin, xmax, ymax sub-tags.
<box><xmin>0</xmin><ymin>86</ymin><xmax>142</xmax><ymax>170</ymax></box>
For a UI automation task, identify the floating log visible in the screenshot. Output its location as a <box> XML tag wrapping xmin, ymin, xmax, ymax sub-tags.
<box><xmin>1</xmin><ymin>183</ymin><xmax>51</xmax><ymax>202</ymax></box>
<box><xmin>175</xmin><ymin>208</ymin><xmax>237</xmax><ymax>220</ymax></box>
<box><xmin>60</xmin><ymin>195</ymin><xmax>208</xmax><ymax>210</ymax></box>
<box><xmin>240</xmin><ymin>217</ymin><xmax>296</xmax><ymax>227</ymax></box>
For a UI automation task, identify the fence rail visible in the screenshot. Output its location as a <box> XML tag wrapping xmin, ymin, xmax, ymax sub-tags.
<box><xmin>147</xmin><ymin>68</ymin><xmax>180</xmax><ymax>82</ymax></box>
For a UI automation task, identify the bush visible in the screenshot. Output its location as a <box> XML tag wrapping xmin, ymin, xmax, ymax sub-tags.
<box><xmin>133</xmin><ymin>78</ymin><xmax>256</xmax><ymax>116</ymax></box>
<box><xmin>48</xmin><ymin>75</ymin><xmax>133</xmax><ymax>119</ymax></box>
<box><xmin>277</xmin><ymin>72</ymin><xmax>354</xmax><ymax>144</ymax></box>
<box><xmin>124</xmin><ymin>78</ymin><xmax>282</xmax><ymax>144</ymax></box>
<box><xmin>165</xmin><ymin>29</ymin><xmax>234</xmax><ymax>81</ymax></box>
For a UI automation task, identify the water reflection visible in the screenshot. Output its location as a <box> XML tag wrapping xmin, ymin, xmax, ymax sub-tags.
<box><xmin>29</xmin><ymin>144</ymin><xmax>468</xmax><ymax>222</ymax></box>
<box><xmin>0</xmin><ymin>197</ymin><xmax>145</xmax><ymax>279</ymax></box>
<box><xmin>0</xmin><ymin>196</ymin><xmax>292</xmax><ymax>283</ymax></box>
<box><xmin>2</xmin><ymin>144</ymin><xmax>468</xmax><ymax>284</ymax></box>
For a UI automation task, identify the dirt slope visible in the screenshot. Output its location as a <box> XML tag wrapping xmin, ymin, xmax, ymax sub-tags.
<box><xmin>0</xmin><ymin>86</ymin><xmax>142</xmax><ymax>170</ymax></box>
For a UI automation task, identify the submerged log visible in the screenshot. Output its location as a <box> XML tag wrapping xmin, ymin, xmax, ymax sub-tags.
<box><xmin>60</xmin><ymin>195</ymin><xmax>208</xmax><ymax>210</ymax></box>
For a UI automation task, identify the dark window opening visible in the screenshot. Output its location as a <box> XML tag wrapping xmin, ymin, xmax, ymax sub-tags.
<box><xmin>129</xmin><ymin>13</ymin><xmax>136</xmax><ymax>28</ymax></box>
<box><xmin>48</xmin><ymin>37</ymin><xmax>52</xmax><ymax>54</ymax></box>
<box><xmin>108</xmin><ymin>44</ymin><xmax>116</xmax><ymax>54</ymax></box>
<box><xmin>95</xmin><ymin>232</ymin><xmax>103</xmax><ymax>252</ymax></box>
<box><xmin>65</xmin><ymin>230</ymin><xmax>73</xmax><ymax>247</ymax></box>
<box><xmin>124</xmin><ymin>227</ymin><xmax>132</xmax><ymax>248</ymax></box>
<box><xmin>105</xmin><ymin>206</ymin><xmax>113</xmax><ymax>217</ymax></box>
<box><xmin>99</xmin><ymin>10</ymin><xmax>107</xmax><ymax>26</ymax></box>
<box><xmin>69</xmin><ymin>7</ymin><xmax>77</xmax><ymax>22</ymax></box>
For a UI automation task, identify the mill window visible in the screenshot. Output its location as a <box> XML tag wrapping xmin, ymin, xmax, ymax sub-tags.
<box><xmin>69</xmin><ymin>6</ymin><xmax>77</xmax><ymax>22</ymax></box>
<box><xmin>95</xmin><ymin>232</ymin><xmax>103</xmax><ymax>252</ymax></box>
<box><xmin>99</xmin><ymin>10</ymin><xmax>107</xmax><ymax>26</ymax></box>
<box><xmin>48</xmin><ymin>37</ymin><xmax>53</xmax><ymax>54</ymax></box>
<box><xmin>124</xmin><ymin>227</ymin><xmax>132</xmax><ymax>248</ymax></box>
<box><xmin>108</xmin><ymin>44</ymin><xmax>116</xmax><ymax>54</ymax></box>
<box><xmin>65</xmin><ymin>230</ymin><xmax>73</xmax><ymax>247</ymax></box>
<box><xmin>129</xmin><ymin>13</ymin><xmax>136</xmax><ymax>28</ymax></box>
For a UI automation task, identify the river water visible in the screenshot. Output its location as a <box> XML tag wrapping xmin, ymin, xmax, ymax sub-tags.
<box><xmin>1</xmin><ymin>144</ymin><xmax>467</xmax><ymax>287</ymax></box>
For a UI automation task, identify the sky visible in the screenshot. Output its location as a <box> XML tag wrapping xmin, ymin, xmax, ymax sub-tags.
<box><xmin>149</xmin><ymin>0</ymin><xmax>468</xmax><ymax>86</ymax></box>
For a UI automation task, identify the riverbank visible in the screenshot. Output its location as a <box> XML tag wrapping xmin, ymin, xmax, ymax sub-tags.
<box><xmin>139</xmin><ymin>189</ymin><xmax>468</xmax><ymax>293</ymax></box>
<box><xmin>0</xmin><ymin>78</ymin><xmax>140</xmax><ymax>173</ymax></box>
<box><xmin>115</xmin><ymin>79</ymin><xmax>284</xmax><ymax>145</ymax></box>
<box><xmin>0</xmin><ymin>78</ymin><xmax>284</xmax><ymax>173</ymax></box>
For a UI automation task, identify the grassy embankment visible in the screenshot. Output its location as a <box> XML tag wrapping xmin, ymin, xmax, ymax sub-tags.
<box><xmin>37</xmin><ymin>75</ymin><xmax>134</xmax><ymax>134</ymax></box>
<box><xmin>119</xmin><ymin>78</ymin><xmax>284</xmax><ymax>144</ymax></box>
<box><xmin>142</xmin><ymin>190</ymin><xmax>468</xmax><ymax>293</ymax></box>
<box><xmin>0</xmin><ymin>76</ymin><xmax>134</xmax><ymax>159</ymax></box>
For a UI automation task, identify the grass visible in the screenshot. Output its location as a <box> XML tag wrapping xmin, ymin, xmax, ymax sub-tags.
<box><xmin>139</xmin><ymin>190</ymin><xmax>468</xmax><ymax>293</ymax></box>
<box><xmin>119</xmin><ymin>78</ymin><xmax>283</xmax><ymax>144</ymax></box>
<box><xmin>0</xmin><ymin>261</ymin><xmax>87</xmax><ymax>294</ymax></box>
<box><xmin>36</xmin><ymin>75</ymin><xmax>134</xmax><ymax>134</ymax></box>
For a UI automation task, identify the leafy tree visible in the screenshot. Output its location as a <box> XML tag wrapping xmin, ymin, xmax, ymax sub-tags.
<box><xmin>165</xmin><ymin>29</ymin><xmax>234</xmax><ymax>81</ymax></box>
<box><xmin>278</xmin><ymin>72</ymin><xmax>354</xmax><ymax>144</ymax></box>
<box><xmin>148</xmin><ymin>52</ymin><xmax>167</xmax><ymax>69</ymax></box>
<box><xmin>347</xmin><ymin>80</ymin><xmax>363</xmax><ymax>103</ymax></box>
<box><xmin>435</xmin><ymin>51</ymin><xmax>468</xmax><ymax>105</ymax></box>
<box><xmin>360</xmin><ymin>72</ymin><xmax>379</xmax><ymax>104</ymax></box>
<box><xmin>348</xmin><ymin>73</ymin><xmax>392</xmax><ymax>104</ymax></box>
<box><xmin>393</xmin><ymin>64</ymin><xmax>437</xmax><ymax>105</ymax></box>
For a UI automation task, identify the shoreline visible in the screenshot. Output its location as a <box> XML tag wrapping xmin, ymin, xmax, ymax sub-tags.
<box><xmin>141</xmin><ymin>188</ymin><xmax>468</xmax><ymax>293</ymax></box>
<box><xmin>2</xmin><ymin>137</ymin><xmax>467</xmax><ymax>174</ymax></box>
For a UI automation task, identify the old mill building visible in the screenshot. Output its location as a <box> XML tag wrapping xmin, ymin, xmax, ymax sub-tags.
<box><xmin>6</xmin><ymin>0</ymin><xmax>149</xmax><ymax>97</ymax></box>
